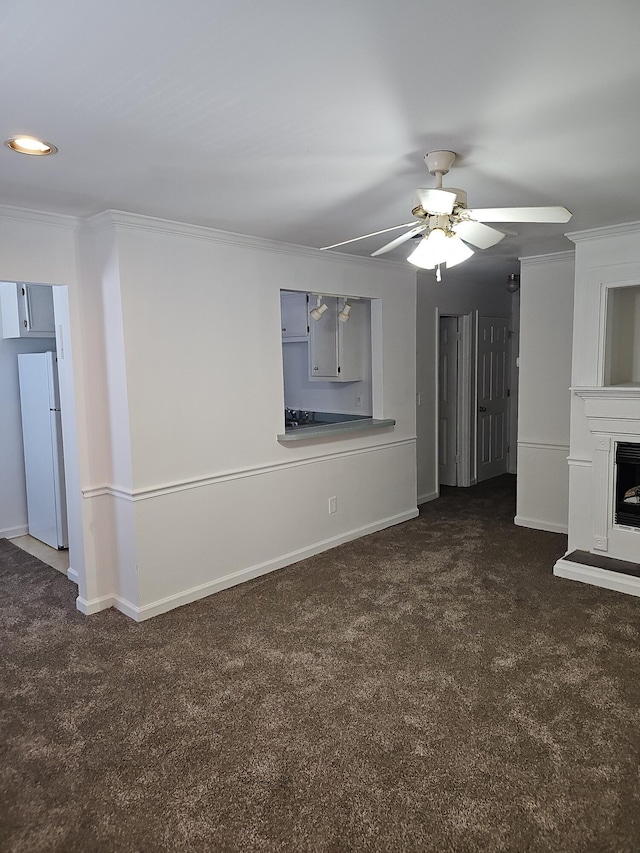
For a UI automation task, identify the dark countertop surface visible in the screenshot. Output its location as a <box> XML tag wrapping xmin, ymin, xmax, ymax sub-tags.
<box><xmin>278</xmin><ymin>415</ymin><xmax>396</xmax><ymax>442</ymax></box>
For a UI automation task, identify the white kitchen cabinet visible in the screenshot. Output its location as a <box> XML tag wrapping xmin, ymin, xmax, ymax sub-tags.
<box><xmin>1</xmin><ymin>282</ymin><xmax>56</xmax><ymax>339</ymax></box>
<box><xmin>280</xmin><ymin>291</ymin><xmax>309</xmax><ymax>341</ymax></box>
<box><xmin>309</xmin><ymin>297</ymin><xmax>363</xmax><ymax>382</ymax></box>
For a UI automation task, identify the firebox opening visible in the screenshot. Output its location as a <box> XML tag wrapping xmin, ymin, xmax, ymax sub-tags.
<box><xmin>615</xmin><ymin>442</ymin><xmax>640</xmax><ymax>528</ymax></box>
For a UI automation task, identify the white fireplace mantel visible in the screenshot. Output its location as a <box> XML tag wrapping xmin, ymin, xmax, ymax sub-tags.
<box><xmin>573</xmin><ymin>386</ymin><xmax>640</xmax><ymax>434</ymax></box>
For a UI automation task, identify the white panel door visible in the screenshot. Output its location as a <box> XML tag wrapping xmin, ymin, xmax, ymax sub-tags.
<box><xmin>438</xmin><ymin>316</ymin><xmax>458</xmax><ymax>486</ymax></box>
<box><xmin>477</xmin><ymin>317</ymin><xmax>509</xmax><ymax>482</ymax></box>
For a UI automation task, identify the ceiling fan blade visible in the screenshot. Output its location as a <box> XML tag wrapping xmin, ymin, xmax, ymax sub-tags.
<box><xmin>416</xmin><ymin>188</ymin><xmax>457</xmax><ymax>216</ymax></box>
<box><xmin>320</xmin><ymin>221</ymin><xmax>419</xmax><ymax>251</ymax></box>
<box><xmin>371</xmin><ymin>224</ymin><xmax>426</xmax><ymax>257</ymax></box>
<box><xmin>465</xmin><ymin>206</ymin><xmax>572</xmax><ymax>223</ymax></box>
<box><xmin>452</xmin><ymin>220</ymin><xmax>506</xmax><ymax>249</ymax></box>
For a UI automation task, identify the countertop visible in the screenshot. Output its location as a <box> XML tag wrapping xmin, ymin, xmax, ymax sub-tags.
<box><xmin>278</xmin><ymin>416</ymin><xmax>396</xmax><ymax>442</ymax></box>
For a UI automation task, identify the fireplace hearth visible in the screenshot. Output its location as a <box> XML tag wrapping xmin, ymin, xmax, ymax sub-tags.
<box><xmin>615</xmin><ymin>442</ymin><xmax>640</xmax><ymax>528</ymax></box>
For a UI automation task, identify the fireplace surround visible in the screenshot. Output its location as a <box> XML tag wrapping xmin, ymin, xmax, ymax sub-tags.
<box><xmin>552</xmin><ymin>221</ymin><xmax>640</xmax><ymax>598</ymax></box>
<box><xmin>555</xmin><ymin>386</ymin><xmax>640</xmax><ymax>595</ymax></box>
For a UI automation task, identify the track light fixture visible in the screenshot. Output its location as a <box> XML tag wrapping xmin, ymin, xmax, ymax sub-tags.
<box><xmin>338</xmin><ymin>300</ymin><xmax>351</xmax><ymax>323</ymax></box>
<box><xmin>310</xmin><ymin>295</ymin><xmax>328</xmax><ymax>321</ymax></box>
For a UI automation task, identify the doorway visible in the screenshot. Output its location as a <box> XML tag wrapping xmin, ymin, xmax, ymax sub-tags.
<box><xmin>4</xmin><ymin>282</ymin><xmax>83</xmax><ymax>592</ymax></box>
<box><xmin>437</xmin><ymin>312</ymin><xmax>475</xmax><ymax>488</ymax></box>
<box><xmin>476</xmin><ymin>316</ymin><xmax>510</xmax><ymax>482</ymax></box>
<box><xmin>437</xmin><ymin>312</ymin><xmax>511</xmax><ymax>489</ymax></box>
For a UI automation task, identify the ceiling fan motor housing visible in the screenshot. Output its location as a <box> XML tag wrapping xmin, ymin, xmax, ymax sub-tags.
<box><xmin>447</xmin><ymin>187</ymin><xmax>467</xmax><ymax>208</ymax></box>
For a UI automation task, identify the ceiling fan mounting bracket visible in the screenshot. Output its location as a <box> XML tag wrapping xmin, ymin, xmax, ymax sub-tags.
<box><xmin>424</xmin><ymin>150</ymin><xmax>457</xmax><ymax>178</ymax></box>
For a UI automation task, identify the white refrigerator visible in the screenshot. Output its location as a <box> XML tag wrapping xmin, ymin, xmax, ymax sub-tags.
<box><xmin>17</xmin><ymin>351</ymin><xmax>68</xmax><ymax>549</ymax></box>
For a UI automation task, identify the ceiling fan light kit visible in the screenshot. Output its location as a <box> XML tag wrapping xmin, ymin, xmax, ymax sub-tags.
<box><xmin>407</xmin><ymin>229</ymin><xmax>474</xmax><ymax>270</ymax></box>
<box><xmin>321</xmin><ymin>150</ymin><xmax>572</xmax><ymax>280</ymax></box>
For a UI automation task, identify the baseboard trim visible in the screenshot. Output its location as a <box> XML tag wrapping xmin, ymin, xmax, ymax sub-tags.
<box><xmin>417</xmin><ymin>490</ymin><xmax>438</xmax><ymax>506</ymax></box>
<box><xmin>514</xmin><ymin>515</ymin><xmax>568</xmax><ymax>535</ymax></box>
<box><xmin>67</xmin><ymin>567</ymin><xmax>78</xmax><ymax>584</ymax></box>
<box><xmin>76</xmin><ymin>594</ymin><xmax>115</xmax><ymax>615</ymax></box>
<box><xmin>118</xmin><ymin>508</ymin><xmax>419</xmax><ymax>622</ymax></box>
<box><xmin>2</xmin><ymin>524</ymin><xmax>28</xmax><ymax>539</ymax></box>
<box><xmin>111</xmin><ymin>596</ymin><xmax>140</xmax><ymax>620</ymax></box>
<box><xmin>554</xmin><ymin>558</ymin><xmax>640</xmax><ymax>598</ymax></box>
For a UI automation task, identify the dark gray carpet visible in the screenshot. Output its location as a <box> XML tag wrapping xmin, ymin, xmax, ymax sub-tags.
<box><xmin>1</xmin><ymin>475</ymin><xmax>640</xmax><ymax>852</ymax></box>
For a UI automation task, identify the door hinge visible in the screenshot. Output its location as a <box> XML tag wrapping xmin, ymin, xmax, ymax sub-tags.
<box><xmin>507</xmin><ymin>389</ymin><xmax>510</xmax><ymax>397</ymax></box>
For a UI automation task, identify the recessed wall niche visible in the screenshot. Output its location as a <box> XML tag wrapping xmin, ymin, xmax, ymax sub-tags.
<box><xmin>604</xmin><ymin>284</ymin><xmax>640</xmax><ymax>386</ymax></box>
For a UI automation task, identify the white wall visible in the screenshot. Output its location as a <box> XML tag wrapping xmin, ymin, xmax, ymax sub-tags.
<box><xmin>515</xmin><ymin>252</ymin><xmax>575</xmax><ymax>534</ymax></box>
<box><xmin>80</xmin><ymin>212</ymin><xmax>418</xmax><ymax>619</ymax></box>
<box><xmin>416</xmin><ymin>269</ymin><xmax>513</xmax><ymax>504</ymax></box>
<box><xmin>0</xmin><ymin>315</ymin><xmax>56</xmax><ymax>538</ymax></box>
<box><xmin>0</xmin><ymin>207</ymin><xmax>417</xmax><ymax>621</ymax></box>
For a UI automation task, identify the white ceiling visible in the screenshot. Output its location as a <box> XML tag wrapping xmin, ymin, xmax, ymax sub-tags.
<box><xmin>3</xmin><ymin>1</ymin><xmax>640</xmax><ymax>285</ymax></box>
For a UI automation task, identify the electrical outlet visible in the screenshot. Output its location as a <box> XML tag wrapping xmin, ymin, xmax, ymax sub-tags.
<box><xmin>329</xmin><ymin>496</ymin><xmax>337</xmax><ymax>514</ymax></box>
<box><xmin>356</xmin><ymin>395</ymin><xmax>363</xmax><ymax>408</ymax></box>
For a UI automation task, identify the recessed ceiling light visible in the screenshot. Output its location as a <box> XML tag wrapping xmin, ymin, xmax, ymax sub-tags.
<box><xmin>4</xmin><ymin>136</ymin><xmax>58</xmax><ymax>155</ymax></box>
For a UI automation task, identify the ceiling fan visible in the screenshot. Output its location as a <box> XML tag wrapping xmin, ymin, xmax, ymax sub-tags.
<box><xmin>320</xmin><ymin>151</ymin><xmax>572</xmax><ymax>279</ymax></box>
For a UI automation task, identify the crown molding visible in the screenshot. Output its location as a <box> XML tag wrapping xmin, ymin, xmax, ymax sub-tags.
<box><xmin>566</xmin><ymin>220</ymin><xmax>640</xmax><ymax>243</ymax></box>
<box><xmin>0</xmin><ymin>204</ymin><xmax>79</xmax><ymax>230</ymax></box>
<box><xmin>519</xmin><ymin>249</ymin><xmax>575</xmax><ymax>266</ymax></box>
<box><xmin>81</xmin><ymin>209</ymin><xmax>413</xmax><ymax>274</ymax></box>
